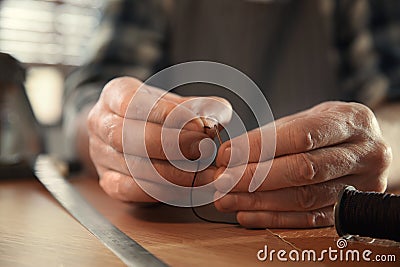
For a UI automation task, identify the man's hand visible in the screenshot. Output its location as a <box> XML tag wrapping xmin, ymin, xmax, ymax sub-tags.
<box><xmin>214</xmin><ymin>101</ymin><xmax>392</xmax><ymax>228</ymax></box>
<box><xmin>87</xmin><ymin>77</ymin><xmax>231</xmax><ymax>202</ymax></box>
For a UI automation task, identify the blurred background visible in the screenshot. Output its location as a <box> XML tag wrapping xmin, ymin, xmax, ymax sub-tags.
<box><xmin>0</xmin><ymin>0</ymin><xmax>105</xmax><ymax>158</ymax></box>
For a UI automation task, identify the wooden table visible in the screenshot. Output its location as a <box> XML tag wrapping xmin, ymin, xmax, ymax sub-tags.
<box><xmin>1</xmin><ymin>176</ymin><xmax>399</xmax><ymax>267</ymax></box>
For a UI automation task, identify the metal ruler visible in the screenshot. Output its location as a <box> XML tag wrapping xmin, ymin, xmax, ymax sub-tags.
<box><xmin>34</xmin><ymin>155</ymin><xmax>168</xmax><ymax>267</ymax></box>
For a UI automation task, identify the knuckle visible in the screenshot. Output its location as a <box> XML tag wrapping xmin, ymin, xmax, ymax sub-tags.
<box><xmin>103</xmin><ymin>76</ymin><xmax>140</xmax><ymax>94</ymax></box>
<box><xmin>87</xmin><ymin>106</ymin><xmax>99</xmax><ymax>133</ymax></box>
<box><xmin>354</xmin><ymin>103</ymin><xmax>375</xmax><ymax>121</ymax></box>
<box><xmin>249</xmin><ymin>130</ymin><xmax>263</xmax><ymax>159</ymax></box>
<box><xmin>286</xmin><ymin>153</ymin><xmax>316</xmax><ymax>185</ymax></box>
<box><xmin>103</xmin><ymin>77</ymin><xmax>126</xmax><ymax>91</ymax></box>
<box><xmin>295</xmin><ymin>186</ymin><xmax>317</xmax><ymax>210</ymax></box>
<box><xmin>248</xmin><ymin>193</ymin><xmax>263</xmax><ymax>210</ymax></box>
<box><xmin>321</xmin><ymin>101</ymin><xmax>340</xmax><ymax>108</ymax></box>
<box><xmin>102</xmin><ymin>77</ymin><xmax>142</xmax><ymax>115</ymax></box>
<box><xmin>306</xmin><ymin>212</ymin><xmax>318</xmax><ymax>228</ymax></box>
<box><xmin>107</xmin><ymin>115</ymin><xmax>123</xmax><ymax>150</ymax></box>
<box><xmin>100</xmin><ymin>171</ymin><xmax>133</xmax><ymax>202</ymax></box>
<box><xmin>373</xmin><ymin>178</ymin><xmax>387</xmax><ymax>193</ymax></box>
<box><xmin>151</xmin><ymin>98</ymin><xmax>180</xmax><ymax>126</ymax></box>
<box><xmin>99</xmin><ymin>171</ymin><xmax>121</xmax><ymax>199</ymax></box>
<box><xmin>102</xmin><ymin>78</ymin><xmax>125</xmax><ymax>101</ymax></box>
<box><xmin>289</xmin><ymin>122</ymin><xmax>316</xmax><ymax>151</ymax></box>
<box><xmin>347</xmin><ymin>102</ymin><xmax>377</xmax><ymax>131</ymax></box>
<box><xmin>365</xmin><ymin>172</ymin><xmax>388</xmax><ymax>193</ymax></box>
<box><xmin>151</xmin><ymin>98</ymin><xmax>168</xmax><ymax>124</ymax></box>
<box><xmin>363</xmin><ymin>141</ymin><xmax>391</xmax><ymax>193</ymax></box>
<box><xmin>88</xmin><ymin>138</ymin><xmax>99</xmax><ymax>162</ymax></box>
<box><xmin>306</xmin><ymin>210</ymin><xmax>332</xmax><ymax>228</ymax></box>
<box><xmin>304</xmin><ymin>131</ymin><xmax>315</xmax><ymax>150</ymax></box>
<box><xmin>330</xmin><ymin>103</ymin><xmax>374</xmax><ymax>135</ymax></box>
<box><xmin>344</xmin><ymin>102</ymin><xmax>371</xmax><ymax>116</ymax></box>
<box><xmin>373</xmin><ymin>141</ymin><xmax>393</xmax><ymax>172</ymax></box>
<box><xmin>362</xmin><ymin>140</ymin><xmax>392</xmax><ymax>192</ymax></box>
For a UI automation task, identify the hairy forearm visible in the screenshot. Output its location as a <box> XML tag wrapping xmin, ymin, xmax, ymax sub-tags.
<box><xmin>374</xmin><ymin>102</ymin><xmax>400</xmax><ymax>190</ymax></box>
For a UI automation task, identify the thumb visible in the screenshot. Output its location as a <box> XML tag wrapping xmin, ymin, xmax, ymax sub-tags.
<box><xmin>183</xmin><ymin>96</ymin><xmax>233</xmax><ymax>127</ymax></box>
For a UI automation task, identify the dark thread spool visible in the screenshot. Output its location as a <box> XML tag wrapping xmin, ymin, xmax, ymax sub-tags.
<box><xmin>334</xmin><ymin>186</ymin><xmax>400</xmax><ymax>242</ymax></box>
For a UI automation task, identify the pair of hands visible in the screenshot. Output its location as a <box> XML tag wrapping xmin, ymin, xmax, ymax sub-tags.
<box><xmin>88</xmin><ymin>77</ymin><xmax>392</xmax><ymax>228</ymax></box>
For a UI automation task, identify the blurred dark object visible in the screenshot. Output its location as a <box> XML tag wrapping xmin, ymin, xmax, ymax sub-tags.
<box><xmin>0</xmin><ymin>53</ymin><xmax>43</xmax><ymax>178</ymax></box>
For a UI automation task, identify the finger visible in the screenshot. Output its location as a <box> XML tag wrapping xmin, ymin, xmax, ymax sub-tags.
<box><xmin>125</xmin><ymin>154</ymin><xmax>215</xmax><ymax>187</ymax></box>
<box><xmin>92</xmin><ymin>114</ymin><xmax>214</xmax><ymax>160</ymax></box>
<box><xmin>140</xmin><ymin>83</ymin><xmax>184</xmax><ymax>102</ymax></box>
<box><xmin>134</xmin><ymin>95</ymin><xmax>232</xmax><ymax>131</ymax></box>
<box><xmin>126</xmin><ymin>91</ymin><xmax>205</xmax><ymax>131</ymax></box>
<box><xmin>91</xmin><ymin>136</ymin><xmax>215</xmax><ymax>187</ymax></box>
<box><xmin>182</xmin><ymin>96</ymin><xmax>233</xmax><ymax>126</ymax></box>
<box><xmin>99</xmin><ymin>167</ymin><xmax>198</xmax><ymax>203</ymax></box>
<box><xmin>102</xmin><ymin>77</ymin><xmax>183</xmax><ymax>115</ymax></box>
<box><xmin>214</xmin><ymin>180</ymin><xmax>342</xmax><ymax>213</ymax></box>
<box><xmin>217</xmin><ymin>101</ymin><xmax>378</xmax><ymax>167</ymax></box>
<box><xmin>236</xmin><ymin>206</ymin><xmax>334</xmax><ymax>228</ymax></box>
<box><xmin>215</xmin><ymin>143</ymin><xmax>366</xmax><ymax>192</ymax></box>
<box><xmin>99</xmin><ymin>165</ymin><xmax>214</xmax><ymax>204</ymax></box>
<box><xmin>103</xmin><ymin>78</ymin><xmax>233</xmax><ymax>131</ymax></box>
<box><xmin>215</xmin><ymin>172</ymin><xmax>388</xmax><ymax>214</ymax></box>
<box><xmin>98</xmin><ymin>166</ymin><xmax>157</xmax><ymax>202</ymax></box>
<box><xmin>101</xmin><ymin>77</ymin><xmax>204</xmax><ymax>131</ymax></box>
<box><xmin>89</xmin><ymin>136</ymin><xmax>128</xmax><ymax>174</ymax></box>
<box><xmin>215</xmin><ymin>108</ymin><xmax>309</xmax><ymax>167</ymax></box>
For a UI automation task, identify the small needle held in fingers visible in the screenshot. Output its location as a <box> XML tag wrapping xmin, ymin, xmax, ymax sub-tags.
<box><xmin>214</xmin><ymin>125</ymin><xmax>223</xmax><ymax>145</ymax></box>
<box><xmin>202</xmin><ymin>122</ymin><xmax>222</xmax><ymax>145</ymax></box>
<box><xmin>200</xmin><ymin>116</ymin><xmax>222</xmax><ymax>145</ymax></box>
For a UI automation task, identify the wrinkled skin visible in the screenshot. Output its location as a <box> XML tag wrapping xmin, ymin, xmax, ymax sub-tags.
<box><xmin>214</xmin><ymin>101</ymin><xmax>392</xmax><ymax>228</ymax></box>
<box><xmin>88</xmin><ymin>77</ymin><xmax>232</xmax><ymax>202</ymax></box>
<box><xmin>88</xmin><ymin>77</ymin><xmax>392</xmax><ymax>228</ymax></box>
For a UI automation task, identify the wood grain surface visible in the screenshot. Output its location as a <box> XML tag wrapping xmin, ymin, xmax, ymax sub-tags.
<box><xmin>1</xmin><ymin>176</ymin><xmax>399</xmax><ymax>267</ymax></box>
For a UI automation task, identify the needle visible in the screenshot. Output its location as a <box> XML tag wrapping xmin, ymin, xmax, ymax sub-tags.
<box><xmin>200</xmin><ymin>116</ymin><xmax>223</xmax><ymax>145</ymax></box>
<box><xmin>214</xmin><ymin>125</ymin><xmax>223</xmax><ymax>145</ymax></box>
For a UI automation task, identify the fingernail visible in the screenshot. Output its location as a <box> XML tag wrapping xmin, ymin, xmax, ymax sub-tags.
<box><xmin>215</xmin><ymin>174</ymin><xmax>233</xmax><ymax>193</ymax></box>
<box><xmin>314</xmin><ymin>211</ymin><xmax>329</xmax><ymax>227</ymax></box>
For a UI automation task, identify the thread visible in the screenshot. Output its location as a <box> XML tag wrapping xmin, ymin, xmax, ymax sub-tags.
<box><xmin>335</xmin><ymin>185</ymin><xmax>400</xmax><ymax>242</ymax></box>
<box><xmin>190</xmin><ymin>169</ymin><xmax>238</xmax><ymax>225</ymax></box>
<box><xmin>190</xmin><ymin>124</ymin><xmax>237</xmax><ymax>225</ymax></box>
<box><xmin>189</xmin><ymin>124</ymin><xmax>301</xmax><ymax>251</ymax></box>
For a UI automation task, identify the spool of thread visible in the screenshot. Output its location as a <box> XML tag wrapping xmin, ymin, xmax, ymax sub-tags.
<box><xmin>334</xmin><ymin>185</ymin><xmax>400</xmax><ymax>242</ymax></box>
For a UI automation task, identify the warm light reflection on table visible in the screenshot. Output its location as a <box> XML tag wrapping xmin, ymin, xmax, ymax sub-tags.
<box><xmin>1</xmin><ymin>176</ymin><xmax>399</xmax><ymax>267</ymax></box>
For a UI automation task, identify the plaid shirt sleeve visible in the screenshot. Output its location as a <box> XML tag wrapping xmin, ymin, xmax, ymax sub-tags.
<box><xmin>63</xmin><ymin>0</ymin><xmax>400</xmax><ymax>154</ymax></box>
<box><xmin>335</xmin><ymin>0</ymin><xmax>400</xmax><ymax>107</ymax></box>
<box><xmin>62</xmin><ymin>0</ymin><xmax>168</xmax><ymax>155</ymax></box>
